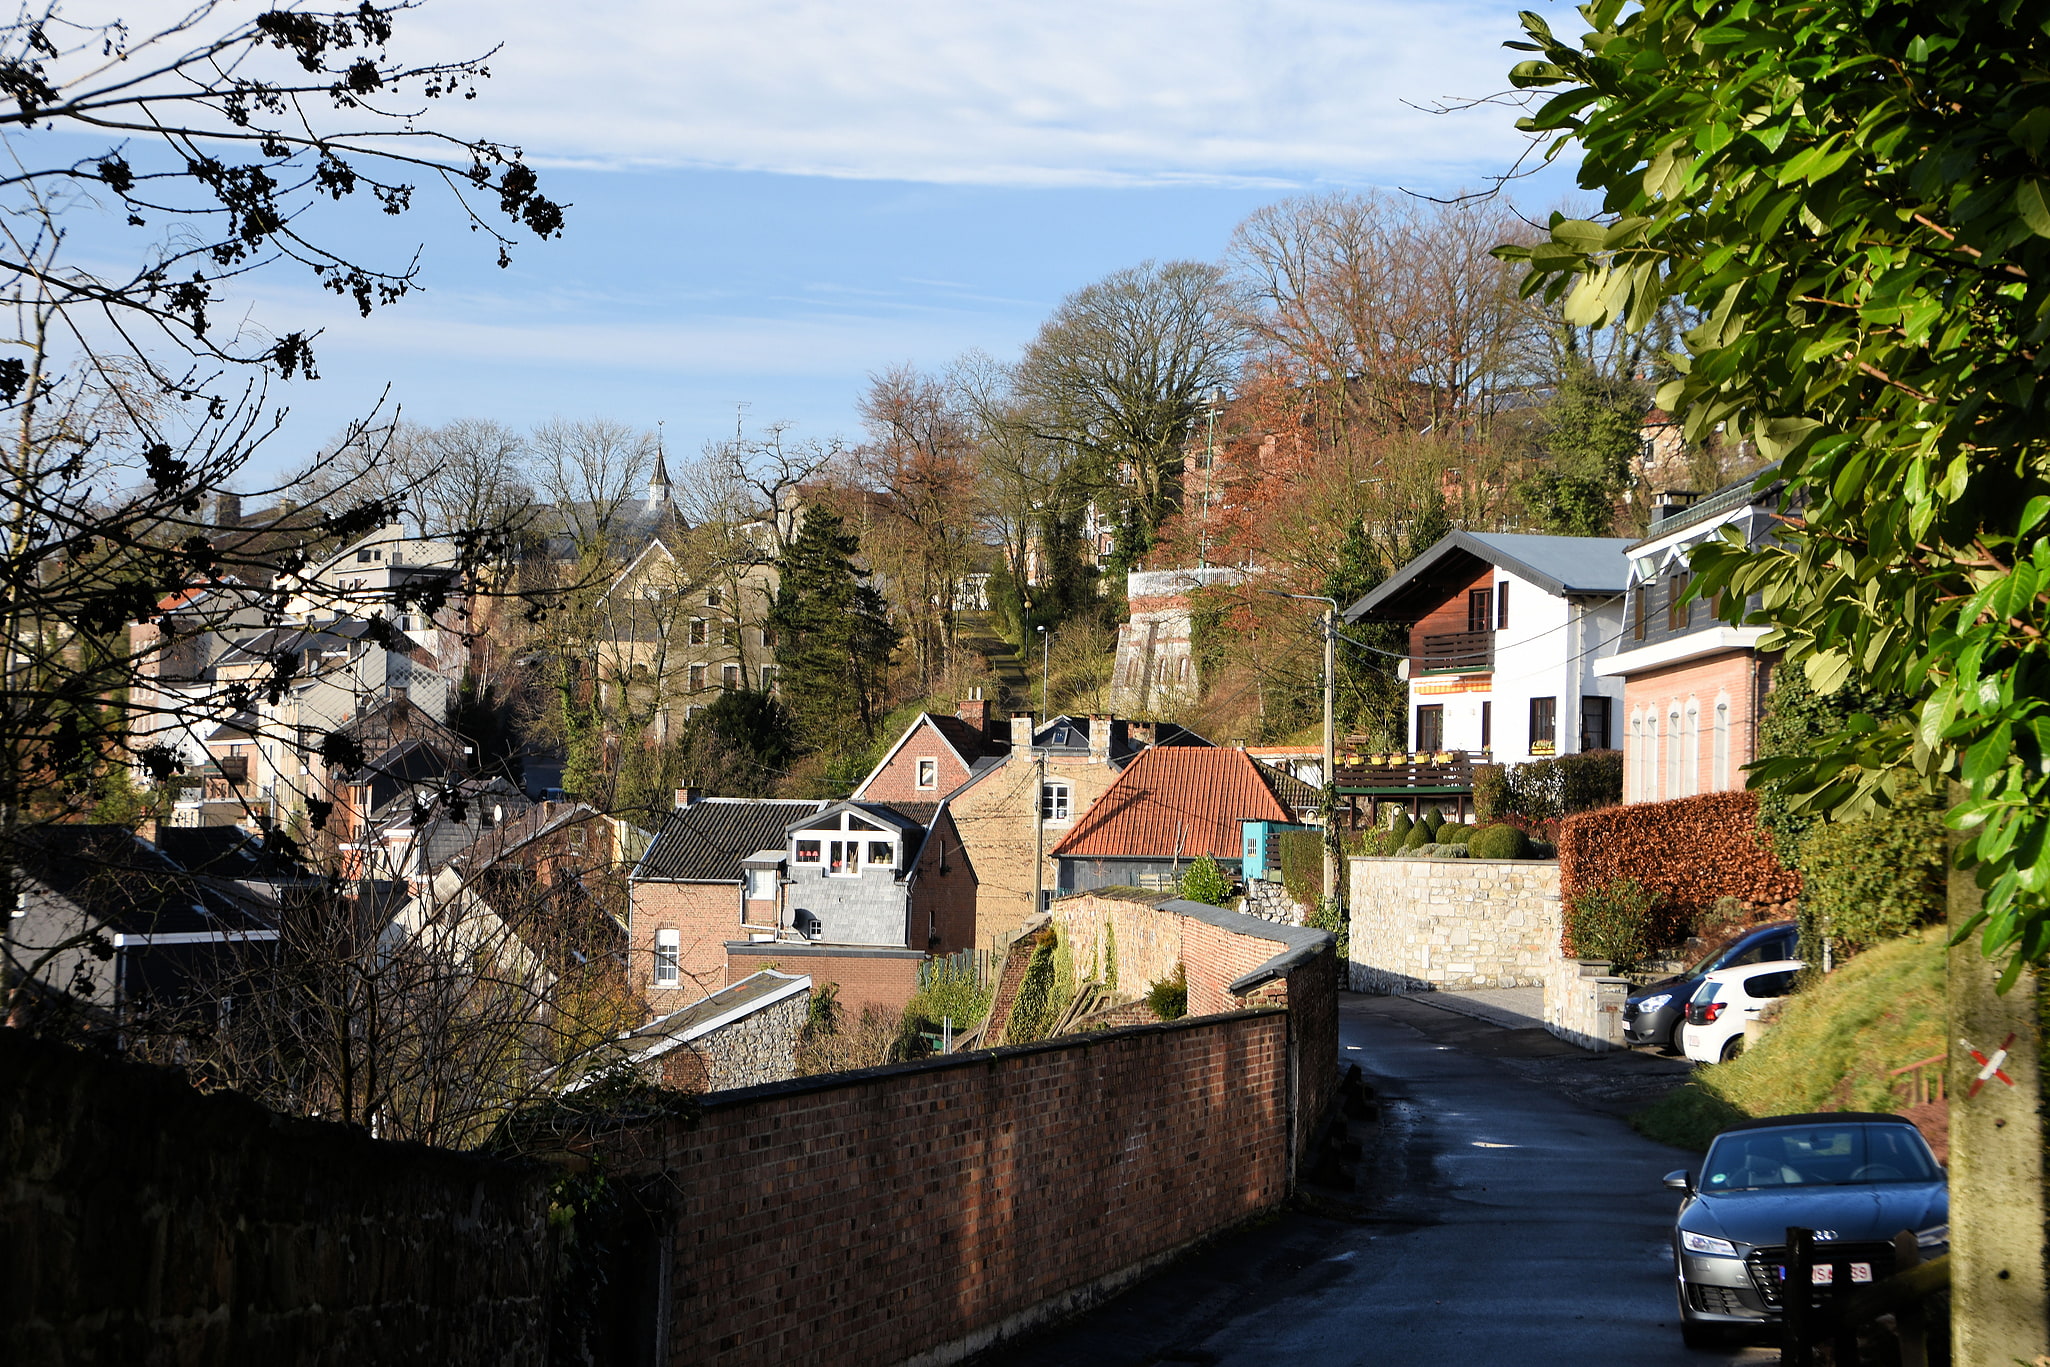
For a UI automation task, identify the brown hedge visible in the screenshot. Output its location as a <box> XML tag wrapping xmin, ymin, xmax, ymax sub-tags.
<box><xmin>1557</xmin><ymin>791</ymin><xmax>1802</xmax><ymax>954</ymax></box>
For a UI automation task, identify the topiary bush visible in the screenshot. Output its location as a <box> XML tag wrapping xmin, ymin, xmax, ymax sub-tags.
<box><xmin>1388</xmin><ymin>811</ymin><xmax>1414</xmax><ymax>842</ymax></box>
<box><xmin>1441</xmin><ymin>822</ymin><xmax>1472</xmax><ymax>845</ymax></box>
<box><xmin>1401</xmin><ymin>821</ymin><xmax>1431</xmax><ymax>851</ymax></box>
<box><xmin>1422</xmin><ymin>810</ymin><xmax>1445</xmax><ymax>840</ymax></box>
<box><xmin>1564</xmin><ymin>876</ymin><xmax>1669</xmax><ymax>973</ymax></box>
<box><xmin>1798</xmin><ymin>804</ymin><xmax>1948</xmax><ymax>958</ymax></box>
<box><xmin>1468</xmin><ymin>823</ymin><xmax>1532</xmax><ymax>859</ymax></box>
<box><xmin>1145</xmin><ymin>962</ymin><xmax>1188</xmax><ymax>1020</ymax></box>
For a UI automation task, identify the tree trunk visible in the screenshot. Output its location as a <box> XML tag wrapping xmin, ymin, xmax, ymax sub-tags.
<box><xmin>1947</xmin><ymin>806</ymin><xmax>2048</xmax><ymax>1363</ymax></box>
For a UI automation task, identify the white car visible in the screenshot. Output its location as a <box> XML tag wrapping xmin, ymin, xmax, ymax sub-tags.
<box><xmin>1680</xmin><ymin>959</ymin><xmax>1803</xmax><ymax>1064</ymax></box>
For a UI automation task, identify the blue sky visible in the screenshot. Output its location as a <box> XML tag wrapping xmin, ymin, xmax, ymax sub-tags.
<box><xmin>101</xmin><ymin>0</ymin><xmax>1590</xmax><ymax>479</ymax></box>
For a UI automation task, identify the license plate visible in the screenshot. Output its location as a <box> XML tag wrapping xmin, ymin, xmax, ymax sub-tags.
<box><xmin>1811</xmin><ymin>1265</ymin><xmax>1834</xmax><ymax>1285</ymax></box>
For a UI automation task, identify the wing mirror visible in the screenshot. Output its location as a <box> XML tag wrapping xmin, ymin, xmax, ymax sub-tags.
<box><xmin>1663</xmin><ymin>1170</ymin><xmax>1695</xmax><ymax>1192</ymax></box>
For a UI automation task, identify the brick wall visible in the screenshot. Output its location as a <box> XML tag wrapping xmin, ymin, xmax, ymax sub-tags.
<box><xmin>725</xmin><ymin>941</ymin><xmax>924</xmax><ymax>1014</ymax></box>
<box><xmin>0</xmin><ymin>1030</ymin><xmax>555</xmax><ymax>1367</ymax></box>
<box><xmin>603</xmin><ymin>1011</ymin><xmax>1293</xmax><ymax>1367</ymax></box>
<box><xmin>910</xmin><ymin>806</ymin><xmax>977</xmax><ymax>954</ymax></box>
<box><xmin>1346</xmin><ymin>854</ymin><xmax>1565</xmax><ymax>992</ymax></box>
<box><xmin>632</xmin><ymin>879</ymin><xmax>740</xmax><ymax>1002</ymax></box>
<box><xmin>860</xmin><ymin>717</ymin><xmax>977</xmax><ymax>804</ymax></box>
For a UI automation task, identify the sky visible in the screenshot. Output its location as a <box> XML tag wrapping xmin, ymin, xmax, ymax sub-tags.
<box><xmin>76</xmin><ymin>0</ymin><xmax>1590</xmax><ymax>481</ymax></box>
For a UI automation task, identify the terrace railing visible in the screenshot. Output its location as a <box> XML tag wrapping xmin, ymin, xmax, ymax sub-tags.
<box><xmin>1333</xmin><ymin>750</ymin><xmax>1478</xmax><ymax>792</ymax></box>
<box><xmin>1413</xmin><ymin>629</ymin><xmax>1493</xmax><ymax>673</ymax></box>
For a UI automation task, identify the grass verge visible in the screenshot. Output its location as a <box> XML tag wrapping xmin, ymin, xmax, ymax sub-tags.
<box><xmin>1632</xmin><ymin>926</ymin><xmax>1946</xmax><ymax>1151</ymax></box>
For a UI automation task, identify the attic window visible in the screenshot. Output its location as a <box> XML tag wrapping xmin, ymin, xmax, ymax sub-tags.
<box><xmin>916</xmin><ymin>757</ymin><xmax>937</xmax><ymax>789</ymax></box>
<box><xmin>794</xmin><ymin>839</ymin><xmax>821</xmax><ymax>864</ymax></box>
<box><xmin>705</xmin><ymin>588</ymin><xmax>722</xmax><ymax>607</ymax></box>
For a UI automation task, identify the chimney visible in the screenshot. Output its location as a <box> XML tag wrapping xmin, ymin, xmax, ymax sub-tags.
<box><xmin>956</xmin><ymin>695</ymin><xmax>990</xmax><ymax>737</ymax></box>
<box><xmin>1088</xmin><ymin>714</ymin><xmax>1113</xmax><ymax>764</ymax></box>
<box><xmin>674</xmin><ymin>786</ymin><xmax>703</xmax><ymax>810</ymax></box>
<box><xmin>214</xmin><ymin>492</ymin><xmax>242</xmax><ymax>529</ymax></box>
<box><xmin>1009</xmin><ymin>714</ymin><xmax>1035</xmax><ymax>748</ymax></box>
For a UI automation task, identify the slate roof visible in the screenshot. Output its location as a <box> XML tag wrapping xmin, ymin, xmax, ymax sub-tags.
<box><xmin>16</xmin><ymin>825</ymin><xmax>274</xmax><ymax>937</ymax></box>
<box><xmin>1344</xmin><ymin>530</ymin><xmax>1634</xmax><ymax>623</ymax></box>
<box><xmin>635</xmin><ymin>798</ymin><xmax>830</xmax><ymax>882</ymax></box>
<box><xmin>618</xmin><ymin>969</ymin><xmax>810</xmax><ymax>1055</ymax></box>
<box><xmin>1049</xmin><ymin>747</ymin><xmax>1296</xmax><ymax>862</ymax></box>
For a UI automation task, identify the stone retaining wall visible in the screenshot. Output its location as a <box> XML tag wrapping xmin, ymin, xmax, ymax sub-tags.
<box><xmin>1346</xmin><ymin>855</ymin><xmax>1564</xmax><ymax>992</ymax></box>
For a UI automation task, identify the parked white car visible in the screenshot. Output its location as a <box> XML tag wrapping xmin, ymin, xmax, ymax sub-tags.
<box><xmin>1680</xmin><ymin>960</ymin><xmax>1804</xmax><ymax>1064</ymax></box>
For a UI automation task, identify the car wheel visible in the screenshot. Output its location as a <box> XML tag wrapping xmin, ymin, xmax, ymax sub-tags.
<box><xmin>1664</xmin><ymin>1021</ymin><xmax>1685</xmax><ymax>1054</ymax></box>
<box><xmin>1720</xmin><ymin>1035</ymin><xmax>1745</xmax><ymax>1063</ymax></box>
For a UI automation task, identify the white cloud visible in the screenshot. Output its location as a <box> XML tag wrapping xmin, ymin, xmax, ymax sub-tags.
<box><xmin>399</xmin><ymin>0</ymin><xmax>1540</xmax><ymax>187</ymax></box>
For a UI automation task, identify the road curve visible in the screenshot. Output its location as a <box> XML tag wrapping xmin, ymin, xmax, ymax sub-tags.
<box><xmin>973</xmin><ymin>993</ymin><xmax>1774</xmax><ymax>1367</ymax></box>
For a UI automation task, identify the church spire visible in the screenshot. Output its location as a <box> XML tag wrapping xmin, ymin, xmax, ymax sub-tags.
<box><xmin>648</xmin><ymin>423</ymin><xmax>673</xmax><ymax>509</ymax></box>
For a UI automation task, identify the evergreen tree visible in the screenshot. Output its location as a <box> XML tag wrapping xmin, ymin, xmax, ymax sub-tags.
<box><xmin>766</xmin><ymin>506</ymin><xmax>901</xmax><ymax>750</ymax></box>
<box><xmin>1519</xmin><ymin>361</ymin><xmax>1647</xmax><ymax>537</ymax></box>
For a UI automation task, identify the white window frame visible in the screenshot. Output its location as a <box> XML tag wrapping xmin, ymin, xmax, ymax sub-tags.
<box><xmin>794</xmin><ymin>839</ymin><xmax>821</xmax><ymax>865</ymax></box>
<box><xmin>1666</xmin><ymin>705</ymin><xmax>1682</xmax><ymax>798</ymax></box>
<box><xmin>1713</xmin><ymin>695</ymin><xmax>1732</xmax><ymax>791</ymax></box>
<box><xmin>1683</xmin><ymin>699</ymin><xmax>1701</xmax><ymax>797</ymax></box>
<box><xmin>915</xmin><ymin>757</ymin><xmax>937</xmax><ymax>790</ymax></box>
<box><xmin>746</xmin><ymin>867</ymin><xmax>778</xmax><ymax>900</ymax></box>
<box><xmin>865</xmin><ymin>840</ymin><xmax>895</xmax><ymax>869</ymax></box>
<box><xmin>827</xmin><ymin>839</ymin><xmax>861</xmax><ymax>877</ymax></box>
<box><xmin>1041</xmin><ymin>782</ymin><xmax>1072</xmax><ymax>822</ymax></box>
<box><xmin>653</xmin><ymin>928</ymin><xmax>680</xmax><ymax>987</ymax></box>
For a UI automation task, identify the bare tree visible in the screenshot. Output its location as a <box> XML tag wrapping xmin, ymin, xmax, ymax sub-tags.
<box><xmin>530</xmin><ymin>417</ymin><xmax>659</xmax><ymax>566</ymax></box>
<box><xmin>1013</xmin><ymin>260</ymin><xmax>1242</xmax><ymax>570</ymax></box>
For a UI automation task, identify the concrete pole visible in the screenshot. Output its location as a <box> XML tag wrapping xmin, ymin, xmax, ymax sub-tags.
<box><xmin>1947</xmin><ymin>801</ymin><xmax>2047</xmax><ymax>1363</ymax></box>
<box><xmin>1032</xmin><ymin>746</ymin><xmax>1047</xmax><ymax>917</ymax></box>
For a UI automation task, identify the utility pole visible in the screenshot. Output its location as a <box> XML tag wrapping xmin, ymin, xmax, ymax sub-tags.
<box><xmin>1273</xmin><ymin>592</ymin><xmax>1342</xmax><ymax>910</ymax></box>
<box><xmin>1037</xmin><ymin>624</ymin><xmax>1049</xmax><ymax>721</ymax></box>
<box><xmin>1032</xmin><ymin>745</ymin><xmax>1047</xmax><ymax>917</ymax></box>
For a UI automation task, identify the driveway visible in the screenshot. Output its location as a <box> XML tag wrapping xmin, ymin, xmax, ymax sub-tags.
<box><xmin>972</xmin><ymin>992</ymin><xmax>1778</xmax><ymax>1367</ymax></box>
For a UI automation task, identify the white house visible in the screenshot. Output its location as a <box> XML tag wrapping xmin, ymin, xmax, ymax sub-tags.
<box><xmin>1343</xmin><ymin>532</ymin><xmax>1635</xmax><ymax>764</ymax></box>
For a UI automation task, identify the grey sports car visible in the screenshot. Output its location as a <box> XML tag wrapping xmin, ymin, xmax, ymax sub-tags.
<box><xmin>1666</xmin><ymin>1112</ymin><xmax>1947</xmax><ymax>1349</ymax></box>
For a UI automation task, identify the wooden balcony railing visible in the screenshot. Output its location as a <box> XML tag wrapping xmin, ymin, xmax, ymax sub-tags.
<box><xmin>1333</xmin><ymin>751</ymin><xmax>1478</xmax><ymax>792</ymax></box>
<box><xmin>1414</xmin><ymin>629</ymin><xmax>1493</xmax><ymax>673</ymax></box>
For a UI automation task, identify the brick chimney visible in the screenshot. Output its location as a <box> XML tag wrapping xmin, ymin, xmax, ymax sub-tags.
<box><xmin>674</xmin><ymin>786</ymin><xmax>703</xmax><ymax>809</ymax></box>
<box><xmin>214</xmin><ymin>492</ymin><xmax>242</xmax><ymax>529</ymax></box>
<box><xmin>1089</xmin><ymin>714</ymin><xmax>1113</xmax><ymax>764</ymax></box>
<box><xmin>956</xmin><ymin>694</ymin><xmax>990</xmax><ymax>738</ymax></box>
<box><xmin>1009</xmin><ymin>713</ymin><xmax>1035</xmax><ymax>748</ymax></box>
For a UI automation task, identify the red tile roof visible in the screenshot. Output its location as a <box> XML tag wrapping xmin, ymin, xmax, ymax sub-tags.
<box><xmin>1049</xmin><ymin>747</ymin><xmax>1294</xmax><ymax>861</ymax></box>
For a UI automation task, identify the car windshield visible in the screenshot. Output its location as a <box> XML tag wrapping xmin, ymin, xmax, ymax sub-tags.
<box><xmin>1702</xmin><ymin>1124</ymin><xmax>1939</xmax><ymax>1191</ymax></box>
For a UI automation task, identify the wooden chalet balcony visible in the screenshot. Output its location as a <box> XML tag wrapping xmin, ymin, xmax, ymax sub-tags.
<box><xmin>1413</xmin><ymin>629</ymin><xmax>1493</xmax><ymax>674</ymax></box>
<box><xmin>1333</xmin><ymin>750</ymin><xmax>1478</xmax><ymax>793</ymax></box>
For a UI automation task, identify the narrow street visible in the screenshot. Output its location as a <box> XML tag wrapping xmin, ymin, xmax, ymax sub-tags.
<box><xmin>975</xmin><ymin>992</ymin><xmax>1778</xmax><ymax>1367</ymax></box>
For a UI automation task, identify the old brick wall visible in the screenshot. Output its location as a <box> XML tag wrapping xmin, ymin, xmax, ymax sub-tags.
<box><xmin>949</xmin><ymin>753</ymin><xmax>1125</xmax><ymax>954</ymax></box>
<box><xmin>611</xmin><ymin>1011</ymin><xmax>1292</xmax><ymax>1367</ymax></box>
<box><xmin>859</xmin><ymin>717</ymin><xmax>978</xmax><ymax>804</ymax></box>
<box><xmin>632</xmin><ymin>878</ymin><xmax>741</xmax><ymax>1002</ymax></box>
<box><xmin>910</xmin><ymin>806</ymin><xmax>978</xmax><ymax>954</ymax></box>
<box><xmin>725</xmin><ymin>941</ymin><xmax>924</xmax><ymax>1014</ymax></box>
<box><xmin>0</xmin><ymin>1031</ymin><xmax>554</xmax><ymax>1367</ymax></box>
<box><xmin>1346</xmin><ymin>855</ymin><xmax>1565</xmax><ymax>992</ymax></box>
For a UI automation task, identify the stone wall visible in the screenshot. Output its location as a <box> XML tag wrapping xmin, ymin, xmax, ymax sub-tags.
<box><xmin>1241</xmin><ymin>877</ymin><xmax>1305</xmax><ymax>924</ymax></box>
<box><xmin>659</xmin><ymin>988</ymin><xmax>808</xmax><ymax>1092</ymax></box>
<box><xmin>1346</xmin><ymin>855</ymin><xmax>1564</xmax><ymax>992</ymax></box>
<box><xmin>1544</xmin><ymin>957</ymin><xmax>1630</xmax><ymax>1052</ymax></box>
<box><xmin>1</xmin><ymin>1030</ymin><xmax>556</xmax><ymax>1367</ymax></box>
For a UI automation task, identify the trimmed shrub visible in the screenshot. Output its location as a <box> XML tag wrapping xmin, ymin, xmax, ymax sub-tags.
<box><xmin>1388</xmin><ymin>811</ymin><xmax>1414</xmax><ymax>841</ymax></box>
<box><xmin>1401</xmin><ymin>822</ymin><xmax>1431</xmax><ymax>851</ymax></box>
<box><xmin>1557</xmin><ymin>792</ymin><xmax>1800</xmax><ymax>954</ymax></box>
<box><xmin>1177</xmin><ymin>854</ymin><xmax>1233</xmax><ymax>907</ymax></box>
<box><xmin>1564</xmin><ymin>876</ymin><xmax>1668</xmax><ymax>973</ymax></box>
<box><xmin>1422</xmin><ymin>810</ymin><xmax>1445</xmax><ymax>840</ymax></box>
<box><xmin>1146</xmin><ymin>963</ymin><xmax>1188</xmax><ymax>1020</ymax></box>
<box><xmin>1277</xmin><ymin>829</ymin><xmax>1325</xmax><ymax>905</ymax></box>
<box><xmin>1441</xmin><ymin>822</ymin><xmax>1473</xmax><ymax>845</ymax></box>
<box><xmin>1503</xmin><ymin>751</ymin><xmax>1624</xmax><ymax>822</ymax></box>
<box><xmin>1468</xmin><ymin>823</ymin><xmax>1531</xmax><ymax>859</ymax></box>
<box><xmin>1371</xmin><ymin>828</ymin><xmax>1403</xmax><ymax>856</ymax></box>
<box><xmin>1473</xmin><ymin>764</ymin><xmax>1509</xmax><ymax>821</ymax></box>
<box><xmin>1798</xmin><ymin>805</ymin><xmax>1947</xmax><ymax>957</ymax></box>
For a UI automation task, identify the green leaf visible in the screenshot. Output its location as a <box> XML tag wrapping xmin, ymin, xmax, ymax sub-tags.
<box><xmin>2015</xmin><ymin>179</ymin><xmax>2050</xmax><ymax>238</ymax></box>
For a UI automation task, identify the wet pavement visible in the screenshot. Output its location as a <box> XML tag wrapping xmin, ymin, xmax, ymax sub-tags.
<box><xmin>972</xmin><ymin>992</ymin><xmax>1780</xmax><ymax>1367</ymax></box>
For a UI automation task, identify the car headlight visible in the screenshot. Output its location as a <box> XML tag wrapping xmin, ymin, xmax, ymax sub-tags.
<box><xmin>1916</xmin><ymin>1224</ymin><xmax>1948</xmax><ymax>1249</ymax></box>
<box><xmin>1638</xmin><ymin>994</ymin><xmax>1673</xmax><ymax>1012</ymax></box>
<box><xmin>1681</xmin><ymin>1230</ymin><xmax>1739</xmax><ymax>1257</ymax></box>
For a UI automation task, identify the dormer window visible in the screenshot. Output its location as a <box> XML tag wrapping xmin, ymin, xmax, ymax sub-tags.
<box><xmin>794</xmin><ymin>839</ymin><xmax>821</xmax><ymax>864</ymax></box>
<box><xmin>867</xmin><ymin>840</ymin><xmax>894</xmax><ymax>867</ymax></box>
<box><xmin>827</xmin><ymin>839</ymin><xmax>860</xmax><ymax>876</ymax></box>
<box><xmin>915</xmin><ymin>757</ymin><xmax>937</xmax><ymax>789</ymax></box>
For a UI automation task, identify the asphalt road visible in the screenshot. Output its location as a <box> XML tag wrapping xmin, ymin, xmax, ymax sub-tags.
<box><xmin>973</xmin><ymin>993</ymin><xmax>1780</xmax><ymax>1367</ymax></box>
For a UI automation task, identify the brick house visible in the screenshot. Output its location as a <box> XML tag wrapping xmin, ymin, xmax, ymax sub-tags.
<box><xmin>855</xmin><ymin>701</ymin><xmax>1212</xmax><ymax>955</ymax></box>
<box><xmin>629</xmin><ymin>795</ymin><xmax>976</xmax><ymax>1015</ymax></box>
<box><xmin>1049</xmin><ymin>746</ymin><xmax>1316</xmax><ymax>897</ymax></box>
<box><xmin>1343</xmin><ymin>531</ymin><xmax>1634</xmax><ymax>766</ymax></box>
<box><xmin>1593</xmin><ymin>470</ymin><xmax>1783</xmax><ymax>802</ymax></box>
